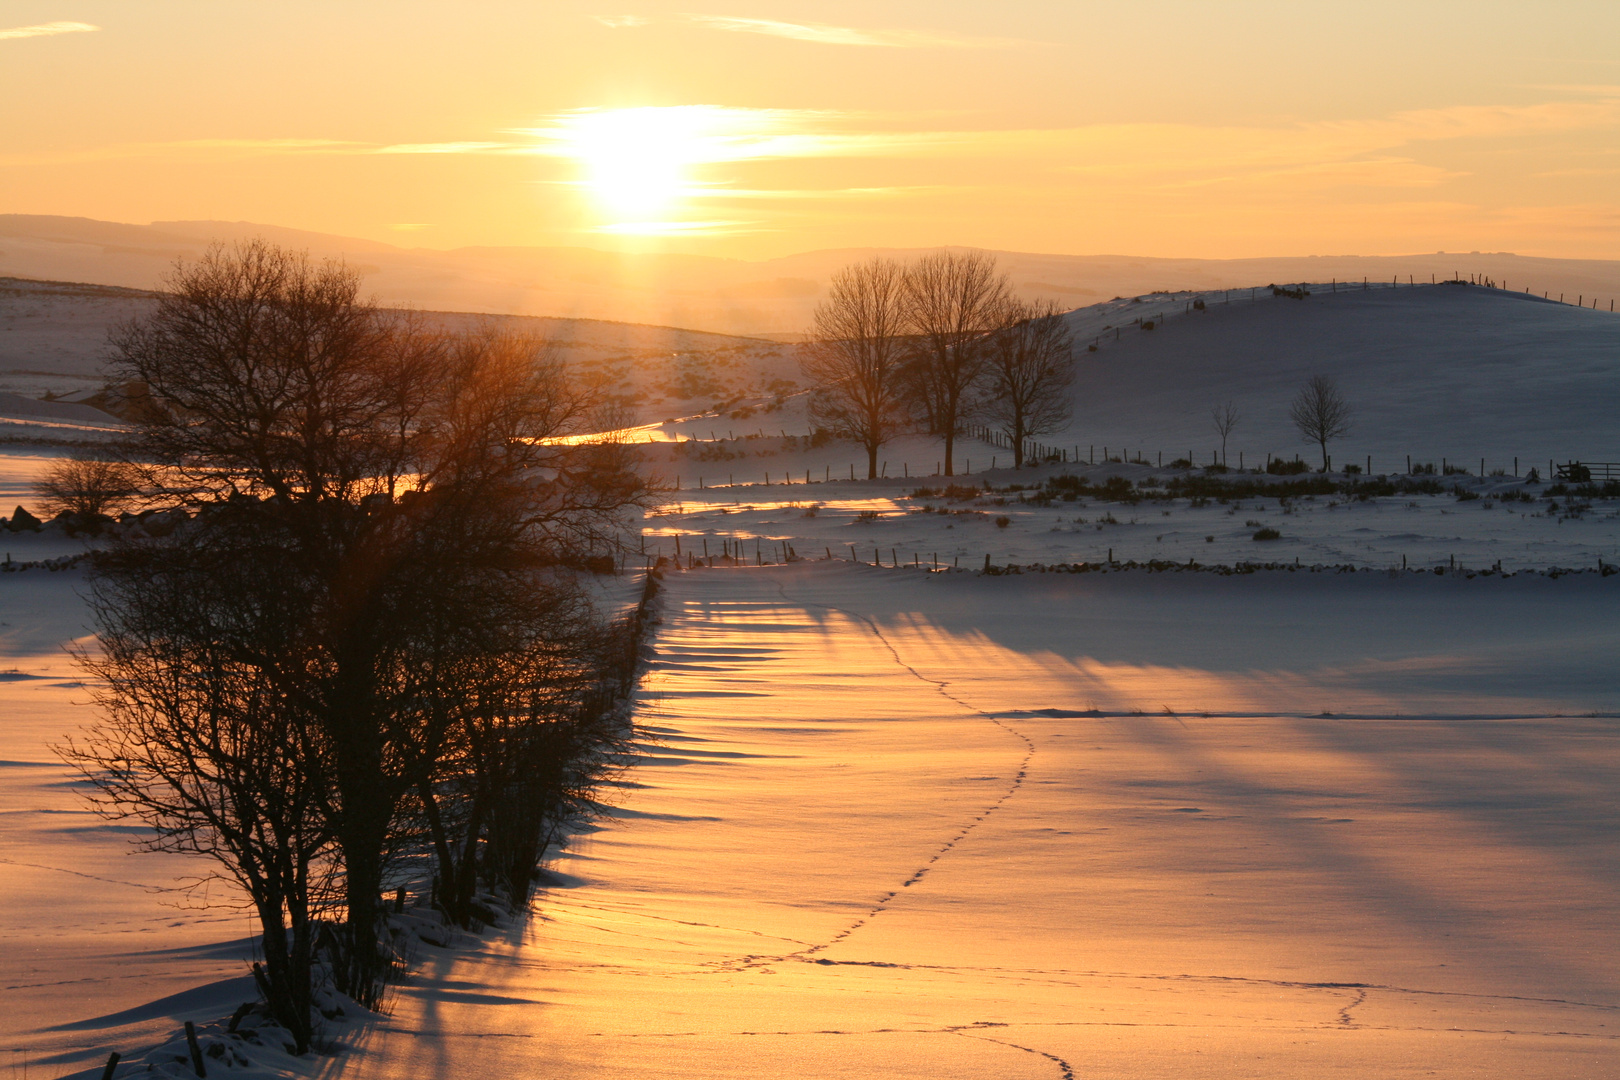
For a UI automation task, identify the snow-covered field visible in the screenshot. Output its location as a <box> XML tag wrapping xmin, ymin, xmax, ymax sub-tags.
<box><xmin>643</xmin><ymin>466</ymin><xmax>1620</xmax><ymax>574</ymax></box>
<box><xmin>328</xmin><ymin>564</ymin><xmax>1619</xmax><ymax>1078</ymax></box>
<box><xmin>3</xmin><ymin>274</ymin><xmax>1618</xmax><ymax>1077</ymax></box>
<box><xmin>6</xmin><ymin>563</ymin><xmax>1618</xmax><ymax>1077</ymax></box>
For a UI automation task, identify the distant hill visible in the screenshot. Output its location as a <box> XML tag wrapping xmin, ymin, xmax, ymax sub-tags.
<box><xmin>5</xmin><ymin>214</ymin><xmax>1620</xmax><ymax>337</ymax></box>
<box><xmin>0</xmin><ymin>275</ymin><xmax>797</xmax><ymax>433</ymax></box>
<box><xmin>1049</xmin><ymin>281</ymin><xmax>1620</xmax><ymax>468</ymax></box>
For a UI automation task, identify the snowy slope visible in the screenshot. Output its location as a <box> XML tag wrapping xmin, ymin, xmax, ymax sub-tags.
<box><xmin>1055</xmin><ymin>282</ymin><xmax>1620</xmax><ymax>467</ymax></box>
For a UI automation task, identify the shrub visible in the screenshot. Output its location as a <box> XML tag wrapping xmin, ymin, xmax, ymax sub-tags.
<box><xmin>995</xmin><ymin>515</ymin><xmax>1011</xmax><ymax>528</ymax></box>
<box><xmin>33</xmin><ymin>458</ymin><xmax>140</xmax><ymax>518</ymax></box>
<box><xmin>1141</xmin><ymin>320</ymin><xmax>1155</xmax><ymax>330</ymax></box>
<box><xmin>1343</xmin><ymin>463</ymin><xmax>1362</xmax><ymax>475</ymax></box>
<box><xmin>856</xmin><ymin>509</ymin><xmax>880</xmax><ymax>521</ymax></box>
<box><xmin>1253</xmin><ymin>527</ymin><xmax>1282</xmax><ymax>540</ymax></box>
<box><xmin>1167</xmin><ymin>457</ymin><xmax>1193</xmax><ymax>469</ymax></box>
<box><xmin>1410</xmin><ymin>462</ymin><xmax>1437</xmax><ymax>475</ymax></box>
<box><xmin>1267</xmin><ymin>458</ymin><xmax>1310</xmax><ymax>475</ymax></box>
<box><xmin>1099</xmin><ymin>476</ymin><xmax>1140</xmax><ymax>503</ymax></box>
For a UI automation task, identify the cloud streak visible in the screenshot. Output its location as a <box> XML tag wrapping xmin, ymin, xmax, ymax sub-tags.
<box><xmin>0</xmin><ymin>20</ymin><xmax>99</xmax><ymax>41</ymax></box>
<box><xmin>681</xmin><ymin>14</ymin><xmax>1023</xmax><ymax>49</ymax></box>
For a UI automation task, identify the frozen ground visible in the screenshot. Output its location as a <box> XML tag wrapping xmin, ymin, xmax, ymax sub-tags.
<box><xmin>641</xmin><ymin>465</ymin><xmax>1620</xmax><ymax>574</ymax></box>
<box><xmin>0</xmin><ymin>567</ymin><xmax>265</xmax><ymax>1080</ymax></box>
<box><xmin>312</xmin><ymin>563</ymin><xmax>1620</xmax><ymax>1079</ymax></box>
<box><xmin>5</xmin><ymin>560</ymin><xmax>1618</xmax><ymax>1076</ymax></box>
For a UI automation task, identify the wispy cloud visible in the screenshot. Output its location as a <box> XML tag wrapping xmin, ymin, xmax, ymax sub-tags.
<box><xmin>0</xmin><ymin>20</ymin><xmax>99</xmax><ymax>41</ymax></box>
<box><xmin>374</xmin><ymin>141</ymin><xmax>517</xmax><ymax>155</ymax></box>
<box><xmin>681</xmin><ymin>14</ymin><xmax>1023</xmax><ymax>49</ymax></box>
<box><xmin>593</xmin><ymin>14</ymin><xmax>648</xmax><ymax>29</ymax></box>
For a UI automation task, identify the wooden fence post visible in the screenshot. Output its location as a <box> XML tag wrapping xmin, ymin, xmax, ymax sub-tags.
<box><xmin>185</xmin><ymin>1020</ymin><xmax>207</xmax><ymax>1077</ymax></box>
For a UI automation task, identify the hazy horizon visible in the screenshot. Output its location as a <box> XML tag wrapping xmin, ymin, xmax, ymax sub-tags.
<box><xmin>5</xmin><ymin>2</ymin><xmax>1620</xmax><ymax>262</ymax></box>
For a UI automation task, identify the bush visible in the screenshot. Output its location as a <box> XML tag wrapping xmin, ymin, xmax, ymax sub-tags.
<box><xmin>1563</xmin><ymin>463</ymin><xmax>1592</xmax><ymax>483</ymax></box>
<box><xmin>1410</xmin><ymin>462</ymin><xmax>1437</xmax><ymax>475</ymax></box>
<box><xmin>1252</xmin><ymin>527</ymin><xmax>1281</xmax><ymax>541</ymax></box>
<box><xmin>1099</xmin><ymin>476</ymin><xmax>1140</xmax><ymax>503</ymax></box>
<box><xmin>1267</xmin><ymin>458</ymin><xmax>1310</xmax><ymax>475</ymax></box>
<box><xmin>995</xmin><ymin>515</ymin><xmax>1011</xmax><ymax>528</ymax></box>
<box><xmin>33</xmin><ymin>458</ymin><xmax>140</xmax><ymax>518</ymax></box>
<box><xmin>1141</xmin><ymin>320</ymin><xmax>1155</xmax><ymax>330</ymax></box>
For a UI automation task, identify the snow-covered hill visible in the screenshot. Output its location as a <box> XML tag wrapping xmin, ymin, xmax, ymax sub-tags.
<box><xmin>1055</xmin><ymin>281</ymin><xmax>1620</xmax><ymax>468</ymax></box>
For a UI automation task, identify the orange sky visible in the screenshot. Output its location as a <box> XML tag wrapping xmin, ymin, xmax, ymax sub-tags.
<box><xmin>4</xmin><ymin>1</ymin><xmax>1619</xmax><ymax>260</ymax></box>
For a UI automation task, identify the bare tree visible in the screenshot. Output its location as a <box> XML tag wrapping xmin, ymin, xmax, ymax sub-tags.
<box><xmin>983</xmin><ymin>300</ymin><xmax>1076</xmax><ymax>467</ymax></box>
<box><xmin>1210</xmin><ymin>401</ymin><xmax>1241</xmax><ymax>466</ymax></box>
<box><xmin>902</xmin><ymin>251</ymin><xmax>1010</xmax><ymax>475</ymax></box>
<box><xmin>801</xmin><ymin>259</ymin><xmax>910</xmax><ymax>479</ymax></box>
<box><xmin>62</xmin><ymin>525</ymin><xmax>335</xmax><ymax>1053</ymax></box>
<box><xmin>33</xmin><ymin>457</ymin><xmax>140</xmax><ymax>518</ymax></box>
<box><xmin>86</xmin><ymin>240</ymin><xmax>651</xmax><ymax>1012</ymax></box>
<box><xmin>1289</xmin><ymin>375</ymin><xmax>1352</xmax><ymax>470</ymax></box>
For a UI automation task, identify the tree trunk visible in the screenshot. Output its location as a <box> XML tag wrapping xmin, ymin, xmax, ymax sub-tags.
<box><xmin>866</xmin><ymin>444</ymin><xmax>879</xmax><ymax>480</ymax></box>
<box><xmin>943</xmin><ymin>430</ymin><xmax>955</xmax><ymax>476</ymax></box>
<box><xmin>255</xmin><ymin>890</ymin><xmax>299</xmax><ymax>1046</ymax></box>
<box><xmin>418</xmin><ymin>780</ymin><xmax>458</xmax><ymax>919</ymax></box>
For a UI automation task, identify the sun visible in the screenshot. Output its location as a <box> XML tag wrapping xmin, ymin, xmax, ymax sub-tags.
<box><xmin>566</xmin><ymin>107</ymin><xmax>703</xmax><ymax>220</ymax></box>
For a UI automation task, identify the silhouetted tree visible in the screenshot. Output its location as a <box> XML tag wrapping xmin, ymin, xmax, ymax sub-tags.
<box><xmin>1211</xmin><ymin>401</ymin><xmax>1241</xmax><ymax>466</ymax></box>
<box><xmin>62</xmin><ymin>521</ymin><xmax>334</xmax><ymax>1053</ymax></box>
<box><xmin>902</xmin><ymin>251</ymin><xmax>1010</xmax><ymax>475</ymax></box>
<box><xmin>1289</xmin><ymin>375</ymin><xmax>1352</xmax><ymax>470</ymax></box>
<box><xmin>33</xmin><ymin>457</ymin><xmax>139</xmax><ymax>518</ymax></box>
<box><xmin>801</xmin><ymin>258</ymin><xmax>910</xmax><ymax>479</ymax></box>
<box><xmin>81</xmin><ymin>240</ymin><xmax>649</xmax><ymax>1014</ymax></box>
<box><xmin>983</xmin><ymin>299</ymin><xmax>1075</xmax><ymax>467</ymax></box>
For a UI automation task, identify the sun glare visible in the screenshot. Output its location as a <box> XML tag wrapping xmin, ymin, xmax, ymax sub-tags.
<box><xmin>569</xmin><ymin>108</ymin><xmax>694</xmax><ymax>219</ymax></box>
<box><xmin>540</xmin><ymin>105</ymin><xmax>813</xmax><ymax>235</ymax></box>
